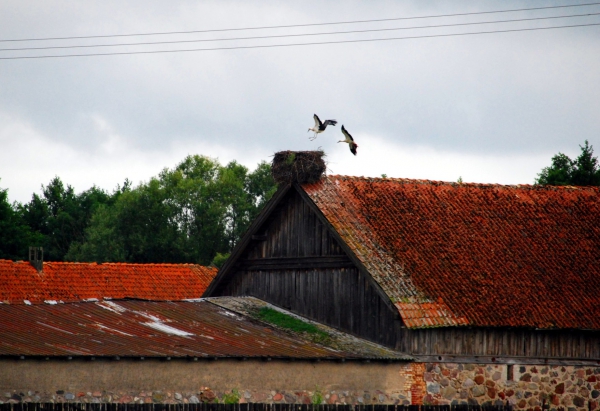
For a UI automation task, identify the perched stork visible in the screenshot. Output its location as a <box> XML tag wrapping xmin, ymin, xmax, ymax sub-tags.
<box><xmin>308</xmin><ymin>114</ymin><xmax>337</xmax><ymax>140</ymax></box>
<box><xmin>339</xmin><ymin>125</ymin><xmax>358</xmax><ymax>155</ymax></box>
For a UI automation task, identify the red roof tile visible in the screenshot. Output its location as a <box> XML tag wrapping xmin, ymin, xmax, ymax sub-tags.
<box><xmin>0</xmin><ymin>260</ymin><xmax>217</xmax><ymax>304</ymax></box>
<box><xmin>302</xmin><ymin>176</ymin><xmax>600</xmax><ymax>330</ymax></box>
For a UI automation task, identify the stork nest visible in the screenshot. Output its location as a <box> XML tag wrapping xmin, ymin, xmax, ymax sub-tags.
<box><xmin>271</xmin><ymin>150</ymin><xmax>327</xmax><ymax>185</ymax></box>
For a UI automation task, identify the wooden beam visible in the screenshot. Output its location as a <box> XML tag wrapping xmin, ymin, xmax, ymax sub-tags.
<box><xmin>412</xmin><ymin>354</ymin><xmax>600</xmax><ymax>366</ymax></box>
<box><xmin>203</xmin><ymin>184</ymin><xmax>292</xmax><ymax>297</ymax></box>
<box><xmin>239</xmin><ymin>256</ymin><xmax>354</xmax><ymax>270</ymax></box>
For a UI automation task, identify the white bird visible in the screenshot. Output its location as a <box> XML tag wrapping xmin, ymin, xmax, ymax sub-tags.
<box><xmin>339</xmin><ymin>125</ymin><xmax>358</xmax><ymax>155</ymax></box>
<box><xmin>308</xmin><ymin>114</ymin><xmax>337</xmax><ymax>140</ymax></box>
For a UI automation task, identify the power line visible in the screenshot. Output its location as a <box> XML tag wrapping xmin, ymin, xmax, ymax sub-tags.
<box><xmin>2</xmin><ymin>12</ymin><xmax>598</xmax><ymax>52</ymax></box>
<box><xmin>1</xmin><ymin>22</ymin><xmax>598</xmax><ymax>60</ymax></box>
<box><xmin>2</xmin><ymin>2</ymin><xmax>600</xmax><ymax>43</ymax></box>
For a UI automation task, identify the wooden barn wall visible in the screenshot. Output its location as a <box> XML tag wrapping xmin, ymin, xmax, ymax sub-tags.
<box><xmin>217</xmin><ymin>190</ymin><xmax>404</xmax><ymax>348</ymax></box>
<box><xmin>397</xmin><ymin>327</ymin><xmax>600</xmax><ymax>359</ymax></box>
<box><xmin>216</xmin><ymin>190</ymin><xmax>600</xmax><ymax>361</ymax></box>
<box><xmin>221</xmin><ymin>267</ymin><xmax>401</xmax><ymax>348</ymax></box>
<box><xmin>245</xmin><ymin>189</ymin><xmax>343</xmax><ymax>259</ymax></box>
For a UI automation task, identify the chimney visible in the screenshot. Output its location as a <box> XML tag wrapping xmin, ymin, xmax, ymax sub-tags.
<box><xmin>29</xmin><ymin>247</ymin><xmax>43</xmax><ymax>272</ymax></box>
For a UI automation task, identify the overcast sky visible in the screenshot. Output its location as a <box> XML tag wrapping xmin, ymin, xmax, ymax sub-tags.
<box><xmin>1</xmin><ymin>0</ymin><xmax>599</xmax><ymax>204</ymax></box>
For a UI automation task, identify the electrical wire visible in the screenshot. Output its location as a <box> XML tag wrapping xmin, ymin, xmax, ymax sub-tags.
<box><xmin>1</xmin><ymin>22</ymin><xmax>598</xmax><ymax>60</ymax></box>
<box><xmin>1</xmin><ymin>2</ymin><xmax>600</xmax><ymax>43</ymax></box>
<box><xmin>1</xmin><ymin>12</ymin><xmax>598</xmax><ymax>52</ymax></box>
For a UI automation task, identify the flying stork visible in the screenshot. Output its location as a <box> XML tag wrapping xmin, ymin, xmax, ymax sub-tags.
<box><xmin>339</xmin><ymin>125</ymin><xmax>358</xmax><ymax>155</ymax></box>
<box><xmin>308</xmin><ymin>114</ymin><xmax>337</xmax><ymax>140</ymax></box>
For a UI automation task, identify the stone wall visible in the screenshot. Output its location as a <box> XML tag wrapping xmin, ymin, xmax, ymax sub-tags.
<box><xmin>423</xmin><ymin>363</ymin><xmax>600</xmax><ymax>411</ymax></box>
<box><xmin>0</xmin><ymin>359</ymin><xmax>419</xmax><ymax>405</ymax></box>
<box><xmin>4</xmin><ymin>359</ymin><xmax>597</xmax><ymax>408</ymax></box>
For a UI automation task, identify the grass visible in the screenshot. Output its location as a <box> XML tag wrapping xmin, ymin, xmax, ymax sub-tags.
<box><xmin>256</xmin><ymin>307</ymin><xmax>329</xmax><ymax>341</ymax></box>
<box><xmin>220</xmin><ymin>389</ymin><xmax>241</xmax><ymax>404</ymax></box>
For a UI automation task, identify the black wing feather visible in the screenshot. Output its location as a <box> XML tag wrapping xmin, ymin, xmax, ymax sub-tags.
<box><xmin>313</xmin><ymin>114</ymin><xmax>322</xmax><ymax>127</ymax></box>
<box><xmin>341</xmin><ymin>125</ymin><xmax>354</xmax><ymax>141</ymax></box>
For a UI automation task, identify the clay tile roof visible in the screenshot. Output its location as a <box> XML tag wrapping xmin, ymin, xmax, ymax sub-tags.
<box><xmin>0</xmin><ymin>260</ymin><xmax>217</xmax><ymax>304</ymax></box>
<box><xmin>302</xmin><ymin>175</ymin><xmax>600</xmax><ymax>330</ymax></box>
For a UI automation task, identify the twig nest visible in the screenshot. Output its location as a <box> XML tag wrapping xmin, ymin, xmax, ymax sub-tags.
<box><xmin>271</xmin><ymin>150</ymin><xmax>327</xmax><ymax>185</ymax></box>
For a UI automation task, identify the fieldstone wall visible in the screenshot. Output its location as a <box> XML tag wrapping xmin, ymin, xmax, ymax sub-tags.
<box><xmin>0</xmin><ymin>359</ymin><xmax>421</xmax><ymax>405</ymax></box>
<box><xmin>423</xmin><ymin>363</ymin><xmax>600</xmax><ymax>411</ymax></box>
<box><xmin>0</xmin><ymin>388</ymin><xmax>413</xmax><ymax>405</ymax></box>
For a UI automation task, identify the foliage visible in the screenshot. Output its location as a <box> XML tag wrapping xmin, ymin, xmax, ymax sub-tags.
<box><xmin>210</xmin><ymin>252</ymin><xmax>230</xmax><ymax>269</ymax></box>
<box><xmin>256</xmin><ymin>307</ymin><xmax>329</xmax><ymax>340</ymax></box>
<box><xmin>311</xmin><ymin>388</ymin><xmax>324</xmax><ymax>405</ymax></box>
<box><xmin>220</xmin><ymin>389</ymin><xmax>241</xmax><ymax>404</ymax></box>
<box><xmin>0</xmin><ymin>156</ymin><xmax>277</xmax><ymax>263</ymax></box>
<box><xmin>536</xmin><ymin>141</ymin><xmax>600</xmax><ymax>186</ymax></box>
<box><xmin>1</xmin><ymin>177</ymin><xmax>111</xmax><ymax>261</ymax></box>
<box><xmin>0</xmin><ymin>183</ymin><xmax>43</xmax><ymax>260</ymax></box>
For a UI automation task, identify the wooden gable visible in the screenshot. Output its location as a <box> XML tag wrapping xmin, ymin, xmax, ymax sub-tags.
<box><xmin>205</xmin><ymin>185</ymin><xmax>404</xmax><ymax>349</ymax></box>
<box><xmin>206</xmin><ymin>180</ymin><xmax>600</xmax><ymax>364</ymax></box>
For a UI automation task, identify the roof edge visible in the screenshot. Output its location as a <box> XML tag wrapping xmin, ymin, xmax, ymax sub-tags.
<box><xmin>203</xmin><ymin>184</ymin><xmax>293</xmax><ymax>297</ymax></box>
<box><xmin>293</xmin><ymin>183</ymin><xmax>405</xmax><ymax>324</ymax></box>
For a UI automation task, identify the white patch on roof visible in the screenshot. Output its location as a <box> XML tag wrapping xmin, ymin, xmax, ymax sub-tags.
<box><xmin>183</xmin><ymin>298</ymin><xmax>205</xmax><ymax>302</ymax></box>
<box><xmin>199</xmin><ymin>334</ymin><xmax>214</xmax><ymax>340</ymax></box>
<box><xmin>24</xmin><ymin>300</ymin><xmax>32</xmax><ymax>305</ymax></box>
<box><xmin>37</xmin><ymin>322</ymin><xmax>73</xmax><ymax>334</ymax></box>
<box><xmin>83</xmin><ymin>298</ymin><xmax>99</xmax><ymax>302</ymax></box>
<box><xmin>219</xmin><ymin>309</ymin><xmax>242</xmax><ymax>320</ymax></box>
<box><xmin>95</xmin><ymin>324</ymin><xmax>134</xmax><ymax>337</ymax></box>
<box><xmin>44</xmin><ymin>300</ymin><xmax>58</xmax><ymax>305</ymax></box>
<box><xmin>143</xmin><ymin>321</ymin><xmax>193</xmax><ymax>337</ymax></box>
<box><xmin>96</xmin><ymin>301</ymin><xmax>127</xmax><ymax>314</ymax></box>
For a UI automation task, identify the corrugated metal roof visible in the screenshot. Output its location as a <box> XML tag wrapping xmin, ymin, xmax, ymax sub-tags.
<box><xmin>0</xmin><ymin>261</ymin><xmax>217</xmax><ymax>304</ymax></box>
<box><xmin>0</xmin><ymin>297</ymin><xmax>411</xmax><ymax>360</ymax></box>
<box><xmin>209</xmin><ymin>296</ymin><xmax>411</xmax><ymax>360</ymax></box>
<box><xmin>302</xmin><ymin>175</ymin><xmax>600</xmax><ymax>330</ymax></box>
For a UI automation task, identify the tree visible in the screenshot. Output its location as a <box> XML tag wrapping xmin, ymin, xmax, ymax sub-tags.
<box><xmin>0</xmin><ymin>183</ymin><xmax>43</xmax><ymax>260</ymax></box>
<box><xmin>536</xmin><ymin>141</ymin><xmax>600</xmax><ymax>186</ymax></box>
<box><xmin>64</xmin><ymin>204</ymin><xmax>126</xmax><ymax>262</ymax></box>
<box><xmin>20</xmin><ymin>177</ymin><xmax>112</xmax><ymax>261</ymax></box>
<box><xmin>246</xmin><ymin>160</ymin><xmax>278</xmax><ymax>216</ymax></box>
<box><xmin>67</xmin><ymin>155</ymin><xmax>278</xmax><ymax>264</ymax></box>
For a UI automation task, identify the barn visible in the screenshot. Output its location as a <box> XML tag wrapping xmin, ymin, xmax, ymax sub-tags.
<box><xmin>1</xmin><ymin>155</ymin><xmax>600</xmax><ymax>409</ymax></box>
<box><xmin>204</xmin><ymin>164</ymin><xmax>600</xmax><ymax>409</ymax></box>
<box><xmin>0</xmin><ymin>257</ymin><xmax>414</xmax><ymax>405</ymax></box>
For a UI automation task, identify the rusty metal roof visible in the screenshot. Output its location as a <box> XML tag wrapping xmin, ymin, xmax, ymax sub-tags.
<box><xmin>0</xmin><ymin>297</ymin><xmax>411</xmax><ymax>361</ymax></box>
<box><xmin>208</xmin><ymin>296</ymin><xmax>410</xmax><ymax>360</ymax></box>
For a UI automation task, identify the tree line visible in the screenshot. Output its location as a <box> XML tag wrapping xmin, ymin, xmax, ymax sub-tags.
<box><xmin>1</xmin><ymin>142</ymin><xmax>598</xmax><ymax>265</ymax></box>
<box><xmin>0</xmin><ymin>155</ymin><xmax>277</xmax><ymax>266</ymax></box>
<box><xmin>535</xmin><ymin>140</ymin><xmax>600</xmax><ymax>186</ymax></box>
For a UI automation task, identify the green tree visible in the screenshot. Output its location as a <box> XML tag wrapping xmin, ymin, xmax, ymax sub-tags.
<box><xmin>66</xmin><ymin>155</ymin><xmax>277</xmax><ymax>264</ymax></box>
<box><xmin>20</xmin><ymin>177</ymin><xmax>112</xmax><ymax>261</ymax></box>
<box><xmin>246</xmin><ymin>160</ymin><xmax>278</xmax><ymax>216</ymax></box>
<box><xmin>536</xmin><ymin>141</ymin><xmax>600</xmax><ymax>186</ymax></box>
<box><xmin>65</xmin><ymin>204</ymin><xmax>126</xmax><ymax>262</ymax></box>
<box><xmin>0</xmin><ymin>183</ymin><xmax>43</xmax><ymax>260</ymax></box>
